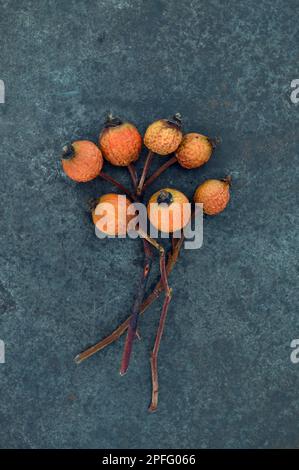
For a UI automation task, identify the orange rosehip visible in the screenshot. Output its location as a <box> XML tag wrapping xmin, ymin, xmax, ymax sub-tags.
<box><xmin>99</xmin><ymin>115</ymin><xmax>142</xmax><ymax>166</ymax></box>
<box><xmin>194</xmin><ymin>179</ymin><xmax>230</xmax><ymax>215</ymax></box>
<box><xmin>61</xmin><ymin>140</ymin><xmax>103</xmax><ymax>182</ymax></box>
<box><xmin>144</xmin><ymin>114</ymin><xmax>183</xmax><ymax>156</ymax></box>
<box><xmin>147</xmin><ymin>188</ymin><xmax>191</xmax><ymax>233</ymax></box>
<box><xmin>175</xmin><ymin>133</ymin><xmax>213</xmax><ymax>169</ymax></box>
<box><xmin>92</xmin><ymin>193</ymin><xmax>134</xmax><ymax>236</ymax></box>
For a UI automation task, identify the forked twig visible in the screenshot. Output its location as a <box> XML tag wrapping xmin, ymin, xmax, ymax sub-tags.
<box><xmin>149</xmin><ymin>249</ymin><xmax>173</xmax><ymax>412</ymax></box>
<box><xmin>74</xmin><ymin>235</ymin><xmax>185</xmax><ymax>364</ymax></box>
<box><xmin>136</xmin><ymin>231</ymin><xmax>173</xmax><ymax>412</ymax></box>
<box><xmin>119</xmin><ymin>239</ymin><xmax>152</xmax><ymax>375</ymax></box>
<box><xmin>119</xmin><ymin>163</ymin><xmax>153</xmax><ymax>375</ymax></box>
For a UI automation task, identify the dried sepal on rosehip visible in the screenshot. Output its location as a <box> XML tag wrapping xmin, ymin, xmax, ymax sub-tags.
<box><xmin>194</xmin><ymin>178</ymin><xmax>231</xmax><ymax>215</ymax></box>
<box><xmin>61</xmin><ymin>140</ymin><xmax>103</xmax><ymax>182</ymax></box>
<box><xmin>99</xmin><ymin>114</ymin><xmax>142</xmax><ymax>166</ymax></box>
<box><xmin>92</xmin><ymin>193</ymin><xmax>134</xmax><ymax>236</ymax></box>
<box><xmin>144</xmin><ymin>114</ymin><xmax>183</xmax><ymax>156</ymax></box>
<box><xmin>147</xmin><ymin>188</ymin><xmax>191</xmax><ymax>233</ymax></box>
<box><xmin>175</xmin><ymin>133</ymin><xmax>215</xmax><ymax>169</ymax></box>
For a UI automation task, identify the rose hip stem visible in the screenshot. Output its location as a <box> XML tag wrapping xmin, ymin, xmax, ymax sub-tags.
<box><xmin>143</xmin><ymin>155</ymin><xmax>177</xmax><ymax>191</ymax></box>
<box><xmin>99</xmin><ymin>171</ymin><xmax>137</xmax><ymax>201</ymax></box>
<box><xmin>119</xmin><ymin>239</ymin><xmax>152</xmax><ymax>375</ymax></box>
<box><xmin>127</xmin><ymin>163</ymin><xmax>138</xmax><ymax>190</ymax></box>
<box><xmin>118</xmin><ymin>161</ymin><xmax>154</xmax><ymax>375</ymax></box>
<box><xmin>149</xmin><ymin>250</ymin><xmax>173</xmax><ymax>412</ymax></box>
<box><xmin>74</xmin><ymin>235</ymin><xmax>184</xmax><ymax>364</ymax></box>
<box><xmin>124</xmin><ymin>228</ymin><xmax>173</xmax><ymax>411</ymax></box>
<box><xmin>136</xmin><ymin>150</ymin><xmax>153</xmax><ymax>195</ymax></box>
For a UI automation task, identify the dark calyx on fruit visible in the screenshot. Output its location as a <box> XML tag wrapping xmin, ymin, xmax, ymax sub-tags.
<box><xmin>62</xmin><ymin>144</ymin><xmax>75</xmax><ymax>159</ymax></box>
<box><xmin>88</xmin><ymin>198</ymin><xmax>100</xmax><ymax>213</ymax></box>
<box><xmin>157</xmin><ymin>190</ymin><xmax>174</xmax><ymax>205</ymax></box>
<box><xmin>104</xmin><ymin>113</ymin><xmax>123</xmax><ymax>128</ymax></box>
<box><xmin>167</xmin><ymin>113</ymin><xmax>182</xmax><ymax>129</ymax></box>
<box><xmin>222</xmin><ymin>175</ymin><xmax>232</xmax><ymax>186</ymax></box>
<box><xmin>207</xmin><ymin>136</ymin><xmax>221</xmax><ymax>149</ymax></box>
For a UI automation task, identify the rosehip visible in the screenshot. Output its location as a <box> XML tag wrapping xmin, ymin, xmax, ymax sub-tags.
<box><xmin>194</xmin><ymin>179</ymin><xmax>230</xmax><ymax>215</ymax></box>
<box><xmin>147</xmin><ymin>188</ymin><xmax>191</xmax><ymax>233</ymax></box>
<box><xmin>61</xmin><ymin>140</ymin><xmax>103</xmax><ymax>182</ymax></box>
<box><xmin>99</xmin><ymin>114</ymin><xmax>142</xmax><ymax>166</ymax></box>
<box><xmin>92</xmin><ymin>193</ymin><xmax>134</xmax><ymax>236</ymax></box>
<box><xmin>144</xmin><ymin>114</ymin><xmax>183</xmax><ymax>155</ymax></box>
<box><xmin>175</xmin><ymin>133</ymin><xmax>213</xmax><ymax>169</ymax></box>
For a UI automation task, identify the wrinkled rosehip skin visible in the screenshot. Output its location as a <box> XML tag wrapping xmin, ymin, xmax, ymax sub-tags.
<box><xmin>144</xmin><ymin>120</ymin><xmax>183</xmax><ymax>155</ymax></box>
<box><xmin>99</xmin><ymin>123</ymin><xmax>142</xmax><ymax>166</ymax></box>
<box><xmin>62</xmin><ymin>140</ymin><xmax>103</xmax><ymax>182</ymax></box>
<box><xmin>92</xmin><ymin>193</ymin><xmax>133</xmax><ymax>236</ymax></box>
<box><xmin>176</xmin><ymin>133</ymin><xmax>213</xmax><ymax>169</ymax></box>
<box><xmin>147</xmin><ymin>188</ymin><xmax>191</xmax><ymax>233</ymax></box>
<box><xmin>194</xmin><ymin>179</ymin><xmax>230</xmax><ymax>215</ymax></box>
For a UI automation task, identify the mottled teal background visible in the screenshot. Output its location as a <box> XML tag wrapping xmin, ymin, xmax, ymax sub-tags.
<box><xmin>0</xmin><ymin>0</ymin><xmax>298</xmax><ymax>449</ymax></box>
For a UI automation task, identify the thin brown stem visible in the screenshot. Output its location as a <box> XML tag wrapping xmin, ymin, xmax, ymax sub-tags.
<box><xmin>137</xmin><ymin>228</ymin><xmax>163</xmax><ymax>252</ymax></box>
<box><xmin>99</xmin><ymin>171</ymin><xmax>137</xmax><ymax>201</ymax></box>
<box><xmin>135</xmin><ymin>329</ymin><xmax>141</xmax><ymax>341</ymax></box>
<box><xmin>74</xmin><ymin>235</ymin><xmax>184</xmax><ymax>364</ymax></box>
<box><xmin>137</xmin><ymin>150</ymin><xmax>153</xmax><ymax>195</ymax></box>
<box><xmin>120</xmin><ymin>239</ymin><xmax>152</xmax><ymax>375</ymax></box>
<box><xmin>143</xmin><ymin>155</ymin><xmax>177</xmax><ymax>191</ymax></box>
<box><xmin>127</xmin><ymin>163</ymin><xmax>138</xmax><ymax>190</ymax></box>
<box><xmin>133</xmin><ymin>232</ymin><xmax>173</xmax><ymax>411</ymax></box>
<box><xmin>148</xmin><ymin>246</ymin><xmax>172</xmax><ymax>412</ymax></box>
<box><xmin>149</xmin><ymin>288</ymin><xmax>172</xmax><ymax>412</ymax></box>
<box><xmin>126</xmin><ymin>163</ymin><xmax>154</xmax><ymax>371</ymax></box>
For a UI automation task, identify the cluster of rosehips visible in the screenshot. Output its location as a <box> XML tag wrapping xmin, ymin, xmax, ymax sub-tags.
<box><xmin>61</xmin><ymin>113</ymin><xmax>231</xmax><ymax>412</ymax></box>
